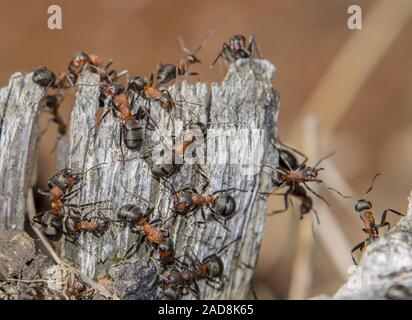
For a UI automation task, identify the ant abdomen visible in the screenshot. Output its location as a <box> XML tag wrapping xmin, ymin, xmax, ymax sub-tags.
<box><xmin>213</xmin><ymin>194</ymin><xmax>236</xmax><ymax>218</ymax></box>
<box><xmin>117</xmin><ymin>204</ymin><xmax>144</xmax><ymax>224</ymax></box>
<box><xmin>33</xmin><ymin>67</ymin><xmax>56</xmax><ymax>87</ymax></box>
<box><xmin>122</xmin><ymin>120</ymin><xmax>144</xmax><ymax>151</ymax></box>
<box><xmin>202</xmin><ymin>254</ymin><xmax>224</xmax><ymax>278</ymax></box>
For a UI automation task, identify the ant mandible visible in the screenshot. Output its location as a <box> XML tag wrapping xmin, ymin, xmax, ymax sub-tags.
<box><xmin>329</xmin><ymin>173</ymin><xmax>404</xmax><ymax>264</ymax></box>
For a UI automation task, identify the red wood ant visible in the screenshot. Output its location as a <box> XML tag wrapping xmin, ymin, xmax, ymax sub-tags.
<box><xmin>164</xmin><ymin>171</ymin><xmax>244</xmax><ymax>230</ymax></box>
<box><xmin>329</xmin><ymin>173</ymin><xmax>404</xmax><ymax>264</ymax></box>
<box><xmin>263</xmin><ymin>141</ymin><xmax>336</xmax><ymax>223</ymax></box>
<box><xmin>32</xmin><ymin>204</ymin><xmax>108</xmax><ymax>243</ymax></box>
<box><xmin>37</xmin><ymin>164</ymin><xmax>106</xmax><ymax>215</ymax></box>
<box><xmin>97</xmin><ymin>82</ymin><xmax>146</xmax><ymax>163</ymax></box>
<box><xmin>40</xmin><ymin>94</ymin><xmax>67</xmax><ymax>136</ymax></box>
<box><xmin>128</xmin><ymin>74</ymin><xmax>175</xmax><ymax>113</ymax></box>
<box><xmin>155</xmin><ymin>32</ymin><xmax>213</xmax><ymax>86</ymax></box>
<box><xmin>211</xmin><ymin>35</ymin><xmax>261</xmax><ymax>67</ymax></box>
<box><xmin>117</xmin><ymin>204</ymin><xmax>174</xmax><ymax>263</ymax></box>
<box><xmin>159</xmin><ymin>237</ymin><xmax>239</xmax><ymax>299</ymax></box>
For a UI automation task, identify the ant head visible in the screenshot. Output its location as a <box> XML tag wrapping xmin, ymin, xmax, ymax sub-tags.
<box><xmin>72</xmin><ymin>51</ymin><xmax>90</xmax><ymax>67</ymax></box>
<box><xmin>88</xmin><ymin>53</ymin><xmax>103</xmax><ymax>67</ymax></box>
<box><xmin>102</xmin><ymin>82</ymin><xmax>124</xmax><ymax>96</ymax></box>
<box><xmin>355</xmin><ymin>199</ymin><xmax>372</xmax><ymax>212</ymax></box>
<box><xmin>94</xmin><ymin>217</ymin><xmax>110</xmax><ymax>232</ymax></box>
<box><xmin>159</xmin><ymin>238</ymin><xmax>175</xmax><ymax>256</ymax></box>
<box><xmin>203</xmin><ymin>254</ymin><xmax>224</xmax><ymax>278</ymax></box>
<box><xmin>229</xmin><ymin>35</ymin><xmax>246</xmax><ymax>51</ymax></box>
<box><xmin>33</xmin><ymin>67</ymin><xmax>56</xmax><ymax>87</ymax></box>
<box><xmin>186</xmin><ymin>54</ymin><xmax>201</xmax><ymax>64</ymax></box>
<box><xmin>172</xmin><ymin>191</ymin><xmax>193</xmax><ymax>214</ymax></box>
<box><xmin>162</xmin><ymin>268</ymin><xmax>182</xmax><ymax>285</ymax></box>
<box><xmin>128</xmin><ymin>76</ymin><xmax>148</xmax><ymax>92</ymax></box>
<box><xmin>213</xmin><ymin>194</ymin><xmax>236</xmax><ymax>218</ymax></box>
<box><xmin>51</xmin><ymin>175</ymin><xmax>70</xmax><ymax>191</ymax></box>
<box><xmin>303</xmin><ymin>166</ymin><xmax>322</xmax><ymax>183</ymax></box>
<box><xmin>181</xmin><ymin>269</ymin><xmax>195</xmax><ymax>283</ymax></box>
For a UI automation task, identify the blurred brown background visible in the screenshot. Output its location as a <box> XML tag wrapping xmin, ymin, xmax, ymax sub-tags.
<box><xmin>1</xmin><ymin>0</ymin><xmax>412</xmax><ymax>299</ymax></box>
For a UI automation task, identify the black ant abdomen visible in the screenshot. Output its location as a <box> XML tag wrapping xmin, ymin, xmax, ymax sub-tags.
<box><xmin>33</xmin><ymin>67</ymin><xmax>56</xmax><ymax>87</ymax></box>
<box><xmin>122</xmin><ymin>120</ymin><xmax>144</xmax><ymax>151</ymax></box>
<box><xmin>214</xmin><ymin>194</ymin><xmax>236</xmax><ymax>218</ymax></box>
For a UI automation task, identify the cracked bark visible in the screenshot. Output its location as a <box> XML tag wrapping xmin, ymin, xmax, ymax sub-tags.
<box><xmin>62</xmin><ymin>59</ymin><xmax>279</xmax><ymax>299</ymax></box>
<box><xmin>0</xmin><ymin>73</ymin><xmax>44</xmax><ymax>230</ymax></box>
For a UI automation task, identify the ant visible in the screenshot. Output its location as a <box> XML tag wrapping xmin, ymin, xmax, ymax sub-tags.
<box><xmin>37</xmin><ymin>164</ymin><xmax>106</xmax><ymax>215</ymax></box>
<box><xmin>164</xmin><ymin>171</ymin><xmax>244</xmax><ymax>230</ymax></box>
<box><xmin>155</xmin><ymin>32</ymin><xmax>213</xmax><ymax>86</ymax></box>
<box><xmin>128</xmin><ymin>74</ymin><xmax>176</xmax><ymax>113</ymax></box>
<box><xmin>64</xmin><ymin>212</ymin><xmax>112</xmax><ymax>242</ymax></box>
<box><xmin>265</xmin><ymin>148</ymin><xmax>319</xmax><ymax>222</ymax></box>
<box><xmin>263</xmin><ymin>141</ymin><xmax>336</xmax><ymax>223</ymax></box>
<box><xmin>211</xmin><ymin>35</ymin><xmax>261</xmax><ymax>67</ymax></box>
<box><xmin>159</xmin><ymin>238</ymin><xmax>239</xmax><ymax>299</ymax></box>
<box><xmin>117</xmin><ymin>204</ymin><xmax>174</xmax><ymax>263</ymax></box>
<box><xmin>40</xmin><ymin>94</ymin><xmax>67</xmax><ymax>136</ymax></box>
<box><xmin>96</xmin><ymin>82</ymin><xmax>148</xmax><ymax>162</ymax></box>
<box><xmin>329</xmin><ymin>173</ymin><xmax>404</xmax><ymax>265</ymax></box>
<box><xmin>33</xmin><ymin>67</ymin><xmax>74</xmax><ymax>90</ymax></box>
<box><xmin>35</xmin><ymin>211</ymin><xmax>111</xmax><ymax>244</ymax></box>
<box><xmin>143</xmin><ymin>121</ymin><xmax>208</xmax><ymax>179</ymax></box>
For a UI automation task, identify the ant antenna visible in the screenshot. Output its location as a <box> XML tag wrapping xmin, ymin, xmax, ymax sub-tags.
<box><xmin>217</xmin><ymin>236</ymin><xmax>241</xmax><ymax>255</ymax></box>
<box><xmin>314</xmin><ymin>150</ymin><xmax>339</xmax><ymax>168</ymax></box>
<box><xmin>328</xmin><ymin>187</ymin><xmax>356</xmax><ymax>201</ymax></box>
<box><xmin>364</xmin><ymin>173</ymin><xmax>381</xmax><ymax>197</ymax></box>
<box><xmin>120</xmin><ymin>180</ymin><xmax>150</xmax><ymax>205</ymax></box>
<box><xmin>178</xmin><ymin>30</ymin><xmax>215</xmax><ymax>56</ymax></box>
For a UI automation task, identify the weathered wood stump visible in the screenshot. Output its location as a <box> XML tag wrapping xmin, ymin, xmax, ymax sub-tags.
<box><xmin>0</xmin><ymin>59</ymin><xmax>279</xmax><ymax>299</ymax></box>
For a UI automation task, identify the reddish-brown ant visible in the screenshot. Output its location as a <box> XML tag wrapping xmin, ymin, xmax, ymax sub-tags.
<box><xmin>163</xmin><ymin>171</ymin><xmax>245</xmax><ymax>230</ymax></box>
<box><xmin>117</xmin><ymin>204</ymin><xmax>174</xmax><ymax>263</ymax></box>
<box><xmin>263</xmin><ymin>141</ymin><xmax>336</xmax><ymax>223</ymax></box>
<box><xmin>211</xmin><ymin>35</ymin><xmax>261</xmax><ymax>67</ymax></box>
<box><xmin>40</xmin><ymin>94</ymin><xmax>67</xmax><ymax>136</ymax></box>
<box><xmin>155</xmin><ymin>32</ymin><xmax>213</xmax><ymax>86</ymax></box>
<box><xmin>329</xmin><ymin>173</ymin><xmax>404</xmax><ymax>264</ymax></box>
<box><xmin>159</xmin><ymin>237</ymin><xmax>239</xmax><ymax>299</ymax></box>
<box><xmin>37</xmin><ymin>164</ymin><xmax>106</xmax><ymax>215</ymax></box>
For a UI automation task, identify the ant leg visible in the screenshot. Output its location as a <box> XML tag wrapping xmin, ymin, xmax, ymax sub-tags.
<box><xmin>122</xmin><ymin>243</ymin><xmax>137</xmax><ymax>260</ymax></box>
<box><xmin>277</xmin><ymin>140</ymin><xmax>309</xmax><ymax>167</ymax></box>
<box><xmin>37</xmin><ymin>188</ymin><xmax>51</xmax><ymax>197</ymax></box>
<box><xmin>303</xmin><ymin>182</ymin><xmax>330</xmax><ymax>207</ymax></box>
<box><xmin>380</xmin><ymin>208</ymin><xmax>404</xmax><ymax>226</ymax></box>
<box><xmin>211</xmin><ymin>47</ymin><xmax>225</xmax><ymax>67</ymax></box>
<box><xmin>32</xmin><ymin>211</ymin><xmax>50</xmax><ymax>225</ymax></box>
<box><xmin>351</xmin><ymin>240</ymin><xmax>366</xmax><ymax>265</ymax></box>
<box><xmin>249</xmin><ymin>35</ymin><xmax>262</xmax><ymax>59</ymax></box>
<box><xmin>269</xmin><ymin>193</ymin><xmax>289</xmax><ymax>215</ymax></box>
<box><xmin>118</xmin><ymin>122</ymin><xmax>126</xmax><ymax>169</ymax></box>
